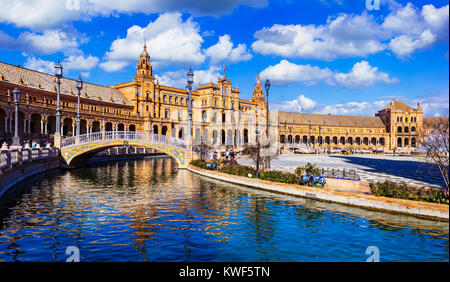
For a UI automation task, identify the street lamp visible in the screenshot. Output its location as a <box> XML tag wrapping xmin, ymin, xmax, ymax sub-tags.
<box><xmin>255</xmin><ymin>129</ymin><xmax>260</xmax><ymax>178</ymax></box>
<box><xmin>200</xmin><ymin>135</ymin><xmax>204</xmax><ymax>161</ymax></box>
<box><xmin>54</xmin><ymin>61</ymin><xmax>63</xmax><ymax>136</ymax></box>
<box><xmin>264</xmin><ymin>79</ymin><xmax>270</xmax><ymax>139</ymax></box>
<box><xmin>264</xmin><ymin>79</ymin><xmax>270</xmax><ymax>168</ymax></box>
<box><xmin>11</xmin><ymin>88</ymin><xmax>21</xmax><ymax>147</ymax></box>
<box><xmin>186</xmin><ymin>67</ymin><xmax>194</xmax><ymax>140</ymax></box>
<box><xmin>76</xmin><ymin>74</ymin><xmax>83</xmax><ymax>138</ymax></box>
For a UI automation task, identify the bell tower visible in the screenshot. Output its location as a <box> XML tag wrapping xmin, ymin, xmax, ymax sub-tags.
<box><xmin>251</xmin><ymin>75</ymin><xmax>266</xmax><ymax>112</ymax></box>
<box><xmin>135</xmin><ymin>44</ymin><xmax>154</xmax><ymax>81</ymax></box>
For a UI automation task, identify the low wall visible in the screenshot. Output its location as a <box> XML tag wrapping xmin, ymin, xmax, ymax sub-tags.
<box><xmin>0</xmin><ymin>157</ymin><xmax>61</xmax><ymax>198</ymax></box>
<box><xmin>325</xmin><ymin>177</ymin><xmax>371</xmax><ymax>193</ymax></box>
<box><xmin>187</xmin><ymin>165</ymin><xmax>449</xmax><ymax>221</ymax></box>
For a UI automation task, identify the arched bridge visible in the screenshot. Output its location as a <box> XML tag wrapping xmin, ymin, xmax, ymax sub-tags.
<box><xmin>60</xmin><ymin>131</ymin><xmax>194</xmax><ymax>167</ymax></box>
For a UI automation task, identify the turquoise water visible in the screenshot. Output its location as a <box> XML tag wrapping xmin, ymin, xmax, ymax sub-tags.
<box><xmin>0</xmin><ymin>158</ymin><xmax>448</xmax><ymax>262</ymax></box>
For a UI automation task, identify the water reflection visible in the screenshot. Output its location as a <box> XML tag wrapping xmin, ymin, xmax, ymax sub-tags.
<box><xmin>0</xmin><ymin>158</ymin><xmax>448</xmax><ymax>262</ymax></box>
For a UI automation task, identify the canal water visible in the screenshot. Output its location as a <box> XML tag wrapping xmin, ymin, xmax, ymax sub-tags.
<box><xmin>0</xmin><ymin>158</ymin><xmax>448</xmax><ymax>262</ymax></box>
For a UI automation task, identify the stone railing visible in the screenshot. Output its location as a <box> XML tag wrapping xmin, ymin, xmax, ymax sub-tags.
<box><xmin>61</xmin><ymin>131</ymin><xmax>187</xmax><ymax>150</ymax></box>
<box><xmin>0</xmin><ymin>143</ymin><xmax>59</xmax><ymax>171</ymax></box>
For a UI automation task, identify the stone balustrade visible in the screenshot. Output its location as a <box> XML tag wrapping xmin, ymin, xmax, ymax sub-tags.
<box><xmin>0</xmin><ymin>142</ymin><xmax>58</xmax><ymax>171</ymax></box>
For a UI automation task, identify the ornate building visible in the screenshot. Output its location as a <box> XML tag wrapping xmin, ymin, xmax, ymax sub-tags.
<box><xmin>0</xmin><ymin>45</ymin><xmax>423</xmax><ymax>153</ymax></box>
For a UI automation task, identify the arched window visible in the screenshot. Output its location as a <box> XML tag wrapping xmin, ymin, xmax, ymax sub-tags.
<box><xmin>397</xmin><ymin>126</ymin><xmax>402</xmax><ymax>133</ymax></box>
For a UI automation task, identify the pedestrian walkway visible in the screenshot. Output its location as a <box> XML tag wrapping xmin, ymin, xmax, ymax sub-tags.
<box><xmin>237</xmin><ymin>154</ymin><xmax>446</xmax><ymax>188</ymax></box>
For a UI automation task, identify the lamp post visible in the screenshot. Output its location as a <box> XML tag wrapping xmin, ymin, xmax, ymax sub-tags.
<box><xmin>264</xmin><ymin>79</ymin><xmax>270</xmax><ymax>139</ymax></box>
<box><xmin>308</xmin><ymin>123</ymin><xmax>312</xmax><ymax>150</ymax></box>
<box><xmin>76</xmin><ymin>75</ymin><xmax>83</xmax><ymax>139</ymax></box>
<box><xmin>264</xmin><ymin>79</ymin><xmax>270</xmax><ymax>169</ymax></box>
<box><xmin>255</xmin><ymin>129</ymin><xmax>260</xmax><ymax>178</ymax></box>
<box><xmin>186</xmin><ymin>67</ymin><xmax>194</xmax><ymax>140</ymax></box>
<box><xmin>54</xmin><ymin>61</ymin><xmax>63</xmax><ymax>136</ymax></box>
<box><xmin>200</xmin><ymin>135</ymin><xmax>204</xmax><ymax>161</ymax></box>
<box><xmin>11</xmin><ymin>88</ymin><xmax>21</xmax><ymax>147</ymax></box>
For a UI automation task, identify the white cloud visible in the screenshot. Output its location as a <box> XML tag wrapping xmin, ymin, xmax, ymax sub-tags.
<box><xmin>24</xmin><ymin>54</ymin><xmax>99</xmax><ymax>74</ymax></box>
<box><xmin>316</xmin><ymin>100</ymin><xmax>390</xmax><ymax>116</ymax></box>
<box><xmin>0</xmin><ymin>0</ymin><xmax>267</xmax><ymax>30</ymax></box>
<box><xmin>205</xmin><ymin>34</ymin><xmax>252</xmax><ymax>64</ymax></box>
<box><xmin>252</xmin><ymin>12</ymin><xmax>387</xmax><ymax>60</ymax></box>
<box><xmin>273</xmin><ymin>91</ymin><xmax>449</xmax><ymax>117</ymax></box>
<box><xmin>100</xmin><ymin>13</ymin><xmax>205</xmax><ymax>72</ymax></box>
<box><xmin>260</xmin><ymin>60</ymin><xmax>398</xmax><ymax>88</ymax></box>
<box><xmin>260</xmin><ymin>59</ymin><xmax>333</xmax><ymax>86</ymax></box>
<box><xmin>63</xmin><ymin>55</ymin><xmax>100</xmax><ymax>71</ymax></box>
<box><xmin>272</xmin><ymin>95</ymin><xmax>318</xmax><ymax>113</ymax></box>
<box><xmin>24</xmin><ymin>56</ymin><xmax>55</xmax><ymax>74</ymax></box>
<box><xmin>0</xmin><ymin>28</ymin><xmax>83</xmax><ymax>56</ymax></box>
<box><xmin>383</xmin><ymin>3</ymin><xmax>449</xmax><ymax>58</ymax></box>
<box><xmin>252</xmin><ymin>2</ymin><xmax>449</xmax><ymax>60</ymax></box>
<box><xmin>155</xmin><ymin>66</ymin><xmax>221</xmax><ymax>88</ymax></box>
<box><xmin>334</xmin><ymin>61</ymin><xmax>399</xmax><ymax>88</ymax></box>
<box><xmin>17</xmin><ymin>30</ymin><xmax>80</xmax><ymax>55</ymax></box>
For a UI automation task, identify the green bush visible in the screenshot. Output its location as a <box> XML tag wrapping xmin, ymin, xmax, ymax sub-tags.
<box><xmin>190</xmin><ymin>159</ymin><xmax>209</xmax><ymax>169</ymax></box>
<box><xmin>369</xmin><ymin>180</ymin><xmax>448</xmax><ymax>204</ymax></box>
<box><xmin>259</xmin><ymin>170</ymin><xmax>299</xmax><ymax>184</ymax></box>
<box><xmin>218</xmin><ymin>165</ymin><xmax>256</xmax><ymax>177</ymax></box>
<box><xmin>295</xmin><ymin>163</ymin><xmax>320</xmax><ymax>176</ymax></box>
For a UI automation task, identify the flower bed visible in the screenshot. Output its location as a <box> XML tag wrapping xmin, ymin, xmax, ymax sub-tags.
<box><xmin>369</xmin><ymin>180</ymin><xmax>449</xmax><ymax>205</ymax></box>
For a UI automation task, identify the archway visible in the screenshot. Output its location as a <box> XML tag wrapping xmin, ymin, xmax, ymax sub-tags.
<box><xmin>161</xmin><ymin>126</ymin><xmax>168</xmax><ymax>136</ymax></box>
<box><xmin>92</xmin><ymin>121</ymin><xmax>101</xmax><ymax>133</ymax></box>
<box><xmin>30</xmin><ymin>113</ymin><xmax>41</xmax><ymax>134</ymax></box>
<box><xmin>47</xmin><ymin>116</ymin><xmax>56</xmax><ymax>134</ymax></box>
<box><xmin>63</xmin><ymin>118</ymin><xmax>73</xmax><ymax>136</ymax></box>
<box><xmin>129</xmin><ymin>124</ymin><xmax>136</xmax><ymax>131</ymax></box>
<box><xmin>0</xmin><ymin>108</ymin><xmax>6</xmax><ymax>133</ymax></box>
<box><xmin>105</xmin><ymin>122</ymin><xmax>113</xmax><ymax>132</ymax></box>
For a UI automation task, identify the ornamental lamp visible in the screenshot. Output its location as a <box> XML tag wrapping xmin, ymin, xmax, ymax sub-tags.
<box><xmin>54</xmin><ymin>61</ymin><xmax>63</xmax><ymax>79</ymax></box>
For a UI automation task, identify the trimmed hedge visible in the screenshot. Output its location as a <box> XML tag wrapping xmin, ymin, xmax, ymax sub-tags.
<box><xmin>190</xmin><ymin>159</ymin><xmax>209</xmax><ymax>169</ymax></box>
<box><xmin>218</xmin><ymin>165</ymin><xmax>256</xmax><ymax>177</ymax></box>
<box><xmin>259</xmin><ymin>170</ymin><xmax>299</xmax><ymax>184</ymax></box>
<box><xmin>370</xmin><ymin>180</ymin><xmax>449</xmax><ymax>205</ymax></box>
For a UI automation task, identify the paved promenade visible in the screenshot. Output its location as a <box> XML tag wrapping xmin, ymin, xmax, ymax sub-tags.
<box><xmin>237</xmin><ymin>154</ymin><xmax>446</xmax><ymax>188</ymax></box>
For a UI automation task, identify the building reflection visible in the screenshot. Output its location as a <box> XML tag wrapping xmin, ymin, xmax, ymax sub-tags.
<box><xmin>0</xmin><ymin>158</ymin><xmax>447</xmax><ymax>262</ymax></box>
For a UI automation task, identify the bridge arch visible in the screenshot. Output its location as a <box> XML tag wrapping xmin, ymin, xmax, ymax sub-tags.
<box><xmin>60</xmin><ymin>132</ymin><xmax>190</xmax><ymax>168</ymax></box>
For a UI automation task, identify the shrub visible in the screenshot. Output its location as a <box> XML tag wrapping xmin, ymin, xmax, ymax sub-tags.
<box><xmin>218</xmin><ymin>165</ymin><xmax>256</xmax><ymax>177</ymax></box>
<box><xmin>295</xmin><ymin>163</ymin><xmax>320</xmax><ymax>176</ymax></box>
<box><xmin>259</xmin><ymin>170</ymin><xmax>299</xmax><ymax>184</ymax></box>
<box><xmin>190</xmin><ymin>159</ymin><xmax>209</xmax><ymax>169</ymax></box>
<box><xmin>369</xmin><ymin>180</ymin><xmax>449</xmax><ymax>204</ymax></box>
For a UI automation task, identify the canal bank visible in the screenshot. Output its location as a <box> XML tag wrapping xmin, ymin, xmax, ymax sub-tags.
<box><xmin>187</xmin><ymin>165</ymin><xmax>449</xmax><ymax>221</ymax></box>
<box><xmin>0</xmin><ymin>157</ymin><xmax>61</xmax><ymax>198</ymax></box>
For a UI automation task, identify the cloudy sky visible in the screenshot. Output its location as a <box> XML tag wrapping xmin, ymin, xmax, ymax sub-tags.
<box><xmin>0</xmin><ymin>0</ymin><xmax>448</xmax><ymax>116</ymax></box>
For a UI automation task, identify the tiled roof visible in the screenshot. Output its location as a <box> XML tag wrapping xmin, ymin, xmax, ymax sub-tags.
<box><xmin>384</xmin><ymin>100</ymin><xmax>414</xmax><ymax>111</ymax></box>
<box><xmin>279</xmin><ymin>112</ymin><xmax>385</xmax><ymax>127</ymax></box>
<box><xmin>0</xmin><ymin>61</ymin><xmax>132</xmax><ymax>106</ymax></box>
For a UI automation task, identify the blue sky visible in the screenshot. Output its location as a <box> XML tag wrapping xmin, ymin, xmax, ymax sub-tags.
<box><xmin>0</xmin><ymin>0</ymin><xmax>448</xmax><ymax>116</ymax></box>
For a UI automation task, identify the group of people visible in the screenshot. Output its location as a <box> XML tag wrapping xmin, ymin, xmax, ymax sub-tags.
<box><xmin>216</xmin><ymin>150</ymin><xmax>239</xmax><ymax>166</ymax></box>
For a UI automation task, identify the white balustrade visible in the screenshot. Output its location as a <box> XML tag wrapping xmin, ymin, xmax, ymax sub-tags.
<box><xmin>61</xmin><ymin>131</ymin><xmax>187</xmax><ymax>150</ymax></box>
<box><xmin>0</xmin><ymin>147</ymin><xmax>58</xmax><ymax>172</ymax></box>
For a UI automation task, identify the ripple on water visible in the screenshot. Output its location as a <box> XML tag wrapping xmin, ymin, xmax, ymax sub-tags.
<box><xmin>0</xmin><ymin>158</ymin><xmax>448</xmax><ymax>262</ymax></box>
